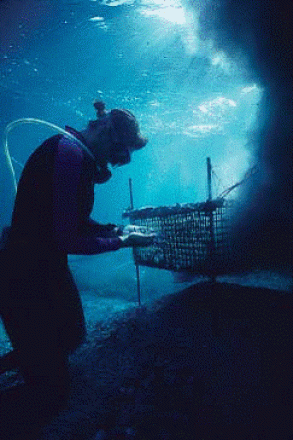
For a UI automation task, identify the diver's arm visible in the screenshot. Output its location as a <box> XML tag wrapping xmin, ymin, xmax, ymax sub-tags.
<box><xmin>81</xmin><ymin>218</ymin><xmax>119</xmax><ymax>237</ymax></box>
<box><xmin>52</xmin><ymin>138</ymin><xmax>122</xmax><ymax>254</ymax></box>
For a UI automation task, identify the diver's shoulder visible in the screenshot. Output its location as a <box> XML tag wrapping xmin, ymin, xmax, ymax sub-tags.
<box><xmin>57</xmin><ymin>134</ymin><xmax>84</xmax><ymax>159</ymax></box>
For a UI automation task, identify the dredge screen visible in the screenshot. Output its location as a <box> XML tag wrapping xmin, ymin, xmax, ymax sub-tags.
<box><xmin>123</xmin><ymin>198</ymin><xmax>234</xmax><ymax>275</ymax></box>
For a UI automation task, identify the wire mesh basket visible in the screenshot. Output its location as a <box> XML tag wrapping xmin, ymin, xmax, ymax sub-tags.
<box><xmin>123</xmin><ymin>198</ymin><xmax>235</xmax><ymax>276</ymax></box>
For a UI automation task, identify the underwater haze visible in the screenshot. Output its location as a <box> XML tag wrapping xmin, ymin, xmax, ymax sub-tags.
<box><xmin>0</xmin><ymin>0</ymin><xmax>261</xmax><ymax>212</ymax></box>
<box><xmin>0</xmin><ymin>0</ymin><xmax>292</xmax><ymax>349</ymax></box>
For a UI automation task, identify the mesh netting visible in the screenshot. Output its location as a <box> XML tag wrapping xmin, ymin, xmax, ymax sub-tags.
<box><xmin>123</xmin><ymin>198</ymin><xmax>235</xmax><ymax>275</ymax></box>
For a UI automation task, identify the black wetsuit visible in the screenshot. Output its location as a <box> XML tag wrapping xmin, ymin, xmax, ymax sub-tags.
<box><xmin>0</xmin><ymin>128</ymin><xmax>121</xmax><ymax>437</ymax></box>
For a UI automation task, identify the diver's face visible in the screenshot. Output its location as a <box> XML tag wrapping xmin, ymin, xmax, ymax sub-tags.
<box><xmin>107</xmin><ymin>124</ymin><xmax>133</xmax><ymax>167</ymax></box>
<box><xmin>87</xmin><ymin>117</ymin><xmax>134</xmax><ymax>167</ymax></box>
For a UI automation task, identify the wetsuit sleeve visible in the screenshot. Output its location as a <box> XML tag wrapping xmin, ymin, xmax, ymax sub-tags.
<box><xmin>81</xmin><ymin>218</ymin><xmax>118</xmax><ymax>237</ymax></box>
<box><xmin>53</xmin><ymin>138</ymin><xmax>122</xmax><ymax>254</ymax></box>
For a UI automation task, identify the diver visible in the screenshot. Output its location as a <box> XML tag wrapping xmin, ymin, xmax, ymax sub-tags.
<box><xmin>0</xmin><ymin>101</ymin><xmax>154</xmax><ymax>437</ymax></box>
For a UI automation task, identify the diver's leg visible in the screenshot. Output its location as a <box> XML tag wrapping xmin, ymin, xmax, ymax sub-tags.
<box><xmin>16</xmin><ymin>301</ymin><xmax>71</xmax><ymax>416</ymax></box>
<box><xmin>57</xmin><ymin>267</ymin><xmax>86</xmax><ymax>353</ymax></box>
<box><xmin>19</xmin><ymin>348</ymin><xmax>71</xmax><ymax>416</ymax></box>
<box><xmin>1</xmin><ymin>303</ymin><xmax>70</xmax><ymax>435</ymax></box>
<box><xmin>0</xmin><ymin>325</ymin><xmax>70</xmax><ymax>439</ymax></box>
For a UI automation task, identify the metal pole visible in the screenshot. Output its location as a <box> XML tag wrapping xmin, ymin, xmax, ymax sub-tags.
<box><xmin>206</xmin><ymin>158</ymin><xmax>216</xmax><ymax>282</ymax></box>
<box><xmin>128</xmin><ymin>178</ymin><xmax>142</xmax><ymax>307</ymax></box>
<box><xmin>129</xmin><ymin>177</ymin><xmax>134</xmax><ymax>211</ymax></box>
<box><xmin>135</xmin><ymin>264</ymin><xmax>141</xmax><ymax>308</ymax></box>
<box><xmin>207</xmin><ymin>157</ymin><xmax>212</xmax><ymax>201</ymax></box>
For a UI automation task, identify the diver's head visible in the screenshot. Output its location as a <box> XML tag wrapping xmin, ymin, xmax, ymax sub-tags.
<box><xmin>84</xmin><ymin>101</ymin><xmax>148</xmax><ymax>167</ymax></box>
<box><xmin>81</xmin><ymin>101</ymin><xmax>148</xmax><ymax>183</ymax></box>
<box><xmin>107</xmin><ymin>108</ymin><xmax>148</xmax><ymax>166</ymax></box>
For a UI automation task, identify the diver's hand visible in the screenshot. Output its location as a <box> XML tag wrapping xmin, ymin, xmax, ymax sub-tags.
<box><xmin>117</xmin><ymin>224</ymin><xmax>154</xmax><ymax>236</ymax></box>
<box><xmin>119</xmin><ymin>232</ymin><xmax>156</xmax><ymax>248</ymax></box>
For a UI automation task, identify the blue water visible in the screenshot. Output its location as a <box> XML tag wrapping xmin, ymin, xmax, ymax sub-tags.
<box><xmin>0</xmin><ymin>0</ymin><xmax>275</xmax><ymax>354</ymax></box>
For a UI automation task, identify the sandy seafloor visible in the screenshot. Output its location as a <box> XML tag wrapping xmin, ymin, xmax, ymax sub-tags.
<box><xmin>0</xmin><ymin>269</ymin><xmax>292</xmax><ymax>440</ymax></box>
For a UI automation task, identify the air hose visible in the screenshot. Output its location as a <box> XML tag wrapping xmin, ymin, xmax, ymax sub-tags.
<box><xmin>3</xmin><ymin>118</ymin><xmax>94</xmax><ymax>196</ymax></box>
